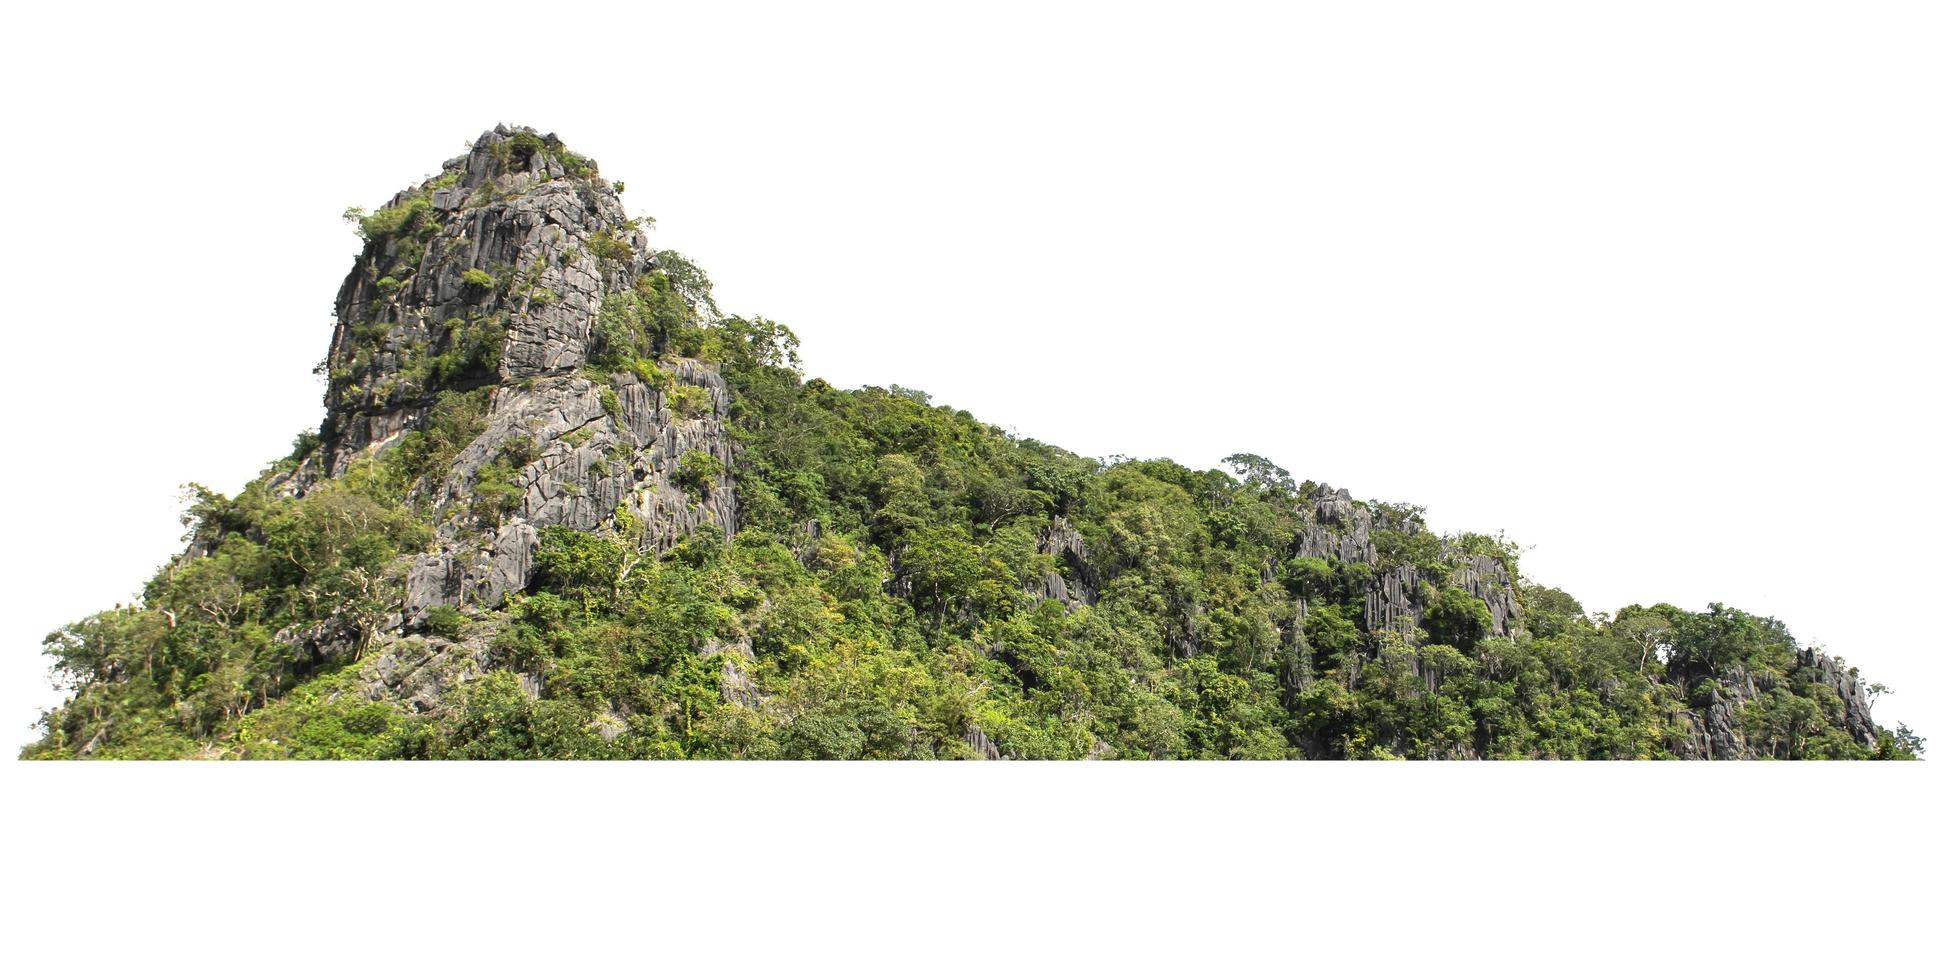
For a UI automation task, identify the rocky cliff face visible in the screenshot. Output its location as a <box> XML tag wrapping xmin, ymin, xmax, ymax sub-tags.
<box><xmin>301</xmin><ymin>124</ymin><xmax>735</xmax><ymax>663</ymax></box>
<box><xmin>1291</xmin><ymin>485</ymin><xmax>1520</xmax><ymax>639</ymax></box>
<box><xmin>1671</xmin><ymin>646</ymin><xmax>1881</xmax><ymax>759</ymax></box>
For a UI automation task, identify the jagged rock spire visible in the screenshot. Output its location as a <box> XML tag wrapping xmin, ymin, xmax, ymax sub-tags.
<box><xmin>320</xmin><ymin>125</ymin><xmax>653</xmax><ymax>468</ymax></box>
<box><xmin>303</xmin><ymin>125</ymin><xmax>737</xmax><ymax>620</ymax></box>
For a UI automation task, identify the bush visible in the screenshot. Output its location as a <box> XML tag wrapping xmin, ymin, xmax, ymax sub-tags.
<box><xmin>471</xmin><ymin>442</ymin><xmax>536</xmax><ymax>525</ymax></box>
<box><xmin>1303</xmin><ymin>607</ymin><xmax>1361</xmax><ymax>668</ymax></box>
<box><xmin>424</xmin><ymin>605</ymin><xmax>466</xmax><ymax>640</ymax></box>
<box><xmin>460</xmin><ymin>268</ymin><xmax>496</xmax><ymax>291</ymax></box>
<box><xmin>674</xmin><ymin>449</ymin><xmax>723</xmax><ymax>494</ymax></box>
<box><xmin>507</xmin><ymin>131</ymin><xmax>545</xmax><ymax>164</ymax></box>
<box><xmin>589</xmin><ymin>229</ymin><xmax>635</xmax><ymax>262</ymax></box>
<box><xmin>630</xmin><ymin>358</ymin><xmax>672</xmax><ymax>389</ymax></box>
<box><xmin>669</xmin><ymin>384</ymin><xmax>711</xmax><ymax>418</ymax></box>
<box><xmin>1423</xmin><ymin>587</ymin><xmax>1493</xmax><ymax>651</ymax></box>
<box><xmin>356</xmin><ymin>194</ymin><xmax>434</xmax><ymax>242</ymax></box>
<box><xmin>288</xmin><ymin>429</ymin><xmax>322</xmax><ymax>463</ymax></box>
<box><xmin>556</xmin><ymin>150</ymin><xmax>594</xmax><ymax>179</ymax></box>
<box><xmin>531</xmin><ymin>527</ymin><xmax>625</xmax><ymax>607</ymax></box>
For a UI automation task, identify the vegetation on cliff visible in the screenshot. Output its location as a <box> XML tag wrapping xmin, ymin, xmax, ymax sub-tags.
<box><xmin>21</xmin><ymin>128</ymin><xmax>1922</xmax><ymax>760</ymax></box>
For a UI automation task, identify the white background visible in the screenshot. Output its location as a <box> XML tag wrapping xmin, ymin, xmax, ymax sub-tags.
<box><xmin>0</xmin><ymin>3</ymin><xmax>1941</xmax><ymax>975</ymax></box>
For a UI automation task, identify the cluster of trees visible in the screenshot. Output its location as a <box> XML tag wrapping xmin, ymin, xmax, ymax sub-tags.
<box><xmin>22</xmin><ymin>308</ymin><xmax>1922</xmax><ymax>761</ymax></box>
<box><xmin>24</xmin><ymin>464</ymin><xmax>430</xmax><ymax>758</ymax></box>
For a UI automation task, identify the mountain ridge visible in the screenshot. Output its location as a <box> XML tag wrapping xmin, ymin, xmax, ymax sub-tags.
<box><xmin>22</xmin><ymin>125</ymin><xmax>1922</xmax><ymax>760</ymax></box>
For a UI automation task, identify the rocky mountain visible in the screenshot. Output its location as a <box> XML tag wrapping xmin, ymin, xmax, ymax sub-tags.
<box><xmin>21</xmin><ymin>126</ymin><xmax>1921</xmax><ymax>760</ymax></box>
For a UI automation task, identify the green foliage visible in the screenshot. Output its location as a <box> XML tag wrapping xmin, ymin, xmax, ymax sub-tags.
<box><xmin>506</xmin><ymin>131</ymin><xmax>545</xmax><ymax>164</ymax></box>
<box><xmin>589</xmin><ymin>229</ymin><xmax>634</xmax><ymax>263</ymax></box>
<box><xmin>674</xmin><ymin>449</ymin><xmax>723</xmax><ymax>493</ymax></box>
<box><xmin>354</xmin><ymin>193</ymin><xmax>435</xmax><ymax>242</ymax></box>
<box><xmin>232</xmin><ymin>665</ymin><xmax>419</xmax><ymax>759</ymax></box>
<box><xmin>460</xmin><ymin>267</ymin><xmax>496</xmax><ymax>291</ymax></box>
<box><xmin>1423</xmin><ymin>587</ymin><xmax>1493</xmax><ymax>652</ymax></box>
<box><xmin>23</xmin><ymin>464</ymin><xmax>429</xmax><ymax>759</ymax></box>
<box><xmin>1304</xmin><ymin>607</ymin><xmax>1362</xmax><ymax>669</ymax></box>
<box><xmin>288</xmin><ymin>428</ymin><xmax>322</xmax><ymax>462</ymax></box>
<box><xmin>22</xmin><ymin>231</ymin><xmax>1914</xmax><ymax>763</ymax></box>
<box><xmin>669</xmin><ymin>384</ymin><xmax>711</xmax><ymax>417</ymax></box>
<box><xmin>424</xmin><ymin>604</ymin><xmax>466</xmax><ymax>640</ymax></box>
<box><xmin>375</xmin><ymin>388</ymin><xmax>492</xmax><ymax>502</ymax></box>
<box><xmin>471</xmin><ymin>437</ymin><xmax>539</xmax><ymax>525</ymax></box>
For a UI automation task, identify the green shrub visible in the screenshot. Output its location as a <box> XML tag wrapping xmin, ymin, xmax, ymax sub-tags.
<box><xmin>1303</xmin><ymin>607</ymin><xmax>1361</xmax><ymax>668</ymax></box>
<box><xmin>669</xmin><ymin>384</ymin><xmax>712</xmax><ymax>418</ymax></box>
<box><xmin>555</xmin><ymin>150</ymin><xmax>594</xmax><ymax>179</ymax></box>
<box><xmin>461</xmin><ymin>268</ymin><xmax>496</xmax><ymax>291</ymax></box>
<box><xmin>674</xmin><ymin>449</ymin><xmax>723</xmax><ymax>494</ymax></box>
<box><xmin>629</xmin><ymin>358</ymin><xmax>671</xmax><ymax>389</ymax></box>
<box><xmin>472</xmin><ymin>460</ymin><xmax>524</xmax><ymax>524</ymax></box>
<box><xmin>588</xmin><ymin>293</ymin><xmax>647</xmax><ymax>369</ymax></box>
<box><xmin>424</xmin><ymin>605</ymin><xmax>466</xmax><ymax>640</ymax></box>
<box><xmin>288</xmin><ymin>429</ymin><xmax>322</xmax><ymax>463</ymax></box>
<box><xmin>356</xmin><ymin>194</ymin><xmax>434</xmax><ymax>242</ymax></box>
<box><xmin>589</xmin><ymin>229</ymin><xmax>634</xmax><ymax>262</ymax></box>
<box><xmin>507</xmin><ymin>131</ymin><xmax>545</xmax><ymax>164</ymax></box>
<box><xmin>1423</xmin><ymin>587</ymin><xmax>1493</xmax><ymax>652</ymax></box>
<box><xmin>471</xmin><ymin>439</ymin><xmax>538</xmax><ymax>525</ymax></box>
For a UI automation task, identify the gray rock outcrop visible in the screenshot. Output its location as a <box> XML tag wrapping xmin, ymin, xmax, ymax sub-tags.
<box><xmin>1290</xmin><ymin>485</ymin><xmax>1520</xmax><ymax>642</ymax></box>
<box><xmin>299</xmin><ymin>125</ymin><xmax>736</xmax><ymax>630</ymax></box>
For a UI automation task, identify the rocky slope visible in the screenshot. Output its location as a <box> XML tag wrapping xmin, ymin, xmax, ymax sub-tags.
<box><xmin>283</xmin><ymin>127</ymin><xmax>742</xmax><ymax>710</ymax></box>
<box><xmin>315</xmin><ymin>126</ymin><xmax>735</xmax><ymax>602</ymax></box>
<box><xmin>20</xmin><ymin>126</ymin><xmax>1918</xmax><ymax>760</ymax></box>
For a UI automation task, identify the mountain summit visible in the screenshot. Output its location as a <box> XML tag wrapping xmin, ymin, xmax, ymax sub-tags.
<box><xmin>314</xmin><ymin>124</ymin><xmax>736</xmax><ymax>616</ymax></box>
<box><xmin>23</xmin><ymin>126</ymin><xmax>1919</xmax><ymax>760</ymax></box>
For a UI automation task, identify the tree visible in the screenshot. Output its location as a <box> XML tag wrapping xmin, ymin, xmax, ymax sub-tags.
<box><xmin>1866</xmin><ymin>682</ymin><xmax>1891</xmax><ymax>710</ymax></box>
<box><xmin>1615</xmin><ymin>612</ymin><xmax>1673</xmax><ymax>675</ymax></box>
<box><xmin>1423</xmin><ymin>588</ymin><xmax>1493</xmax><ymax>652</ymax></box>
<box><xmin>1222</xmin><ymin>453</ymin><xmax>1295</xmax><ymax>497</ymax></box>
<box><xmin>1303</xmin><ymin>607</ymin><xmax>1361</xmax><ymax>672</ymax></box>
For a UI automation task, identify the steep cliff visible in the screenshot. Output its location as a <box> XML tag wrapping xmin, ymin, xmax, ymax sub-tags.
<box><xmin>280</xmin><ymin>127</ymin><xmax>740</xmax><ymax>715</ymax></box>
<box><xmin>20</xmin><ymin>126</ymin><xmax>1921</xmax><ymax>761</ymax></box>
<box><xmin>314</xmin><ymin>127</ymin><xmax>735</xmax><ymax>609</ymax></box>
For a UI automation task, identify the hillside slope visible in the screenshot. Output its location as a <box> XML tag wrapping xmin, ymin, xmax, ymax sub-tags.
<box><xmin>23</xmin><ymin>126</ymin><xmax>1922</xmax><ymax>760</ymax></box>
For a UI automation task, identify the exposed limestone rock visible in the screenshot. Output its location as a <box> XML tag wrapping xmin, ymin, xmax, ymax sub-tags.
<box><xmin>1295</xmin><ymin>487</ymin><xmax>1377</xmax><ymax>565</ymax></box>
<box><xmin>1799</xmin><ymin>647</ymin><xmax>1878</xmax><ymax>743</ymax></box>
<box><xmin>297</xmin><ymin>125</ymin><xmax>737</xmax><ymax>638</ymax></box>
<box><xmin>1450</xmin><ymin>552</ymin><xmax>1518</xmax><ymax>636</ymax></box>
<box><xmin>1364</xmin><ymin>566</ymin><xmax>1422</xmax><ymax>636</ymax></box>
<box><xmin>400</xmin><ymin>362</ymin><xmax>736</xmax><ymax>620</ymax></box>
<box><xmin>1033</xmin><ymin>515</ymin><xmax>1099</xmax><ymax>606</ymax></box>
<box><xmin>318</xmin><ymin>126</ymin><xmax>651</xmax><ymax>473</ymax></box>
<box><xmin>1672</xmin><ymin>646</ymin><xmax>1881</xmax><ymax>759</ymax></box>
<box><xmin>964</xmin><ymin>725</ymin><xmax>1004</xmax><ymax>760</ymax></box>
<box><xmin>712</xmin><ymin>636</ymin><xmax>761</xmax><ymax>710</ymax></box>
<box><xmin>1291</xmin><ymin>485</ymin><xmax>1519</xmax><ymax>642</ymax></box>
<box><xmin>356</xmin><ymin>633</ymin><xmax>499</xmax><ymax>714</ymax></box>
